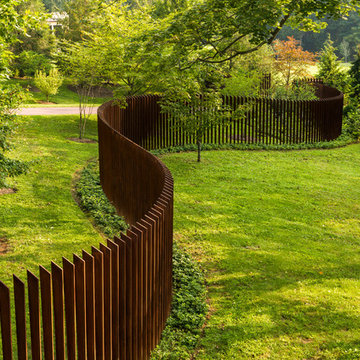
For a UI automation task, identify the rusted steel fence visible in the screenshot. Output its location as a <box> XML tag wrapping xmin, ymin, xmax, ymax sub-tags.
<box><xmin>0</xmin><ymin>102</ymin><xmax>174</xmax><ymax>358</ymax></box>
<box><xmin>111</xmin><ymin>83</ymin><xmax>343</xmax><ymax>151</ymax></box>
<box><xmin>0</xmin><ymin>81</ymin><xmax>343</xmax><ymax>359</ymax></box>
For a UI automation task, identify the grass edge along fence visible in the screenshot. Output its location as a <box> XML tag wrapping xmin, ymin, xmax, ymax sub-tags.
<box><xmin>0</xmin><ymin>103</ymin><xmax>174</xmax><ymax>358</ymax></box>
<box><xmin>115</xmin><ymin>82</ymin><xmax>343</xmax><ymax>151</ymax></box>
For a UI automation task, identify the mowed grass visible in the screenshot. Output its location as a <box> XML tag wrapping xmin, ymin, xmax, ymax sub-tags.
<box><xmin>0</xmin><ymin>115</ymin><xmax>100</xmax><ymax>288</ymax></box>
<box><xmin>7</xmin><ymin>78</ymin><xmax>111</xmax><ymax>106</ymax></box>
<box><xmin>161</xmin><ymin>145</ymin><xmax>360</xmax><ymax>359</ymax></box>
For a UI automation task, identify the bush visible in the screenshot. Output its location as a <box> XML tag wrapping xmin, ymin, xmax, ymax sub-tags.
<box><xmin>14</xmin><ymin>50</ymin><xmax>52</xmax><ymax>77</ymax></box>
<box><xmin>34</xmin><ymin>68</ymin><xmax>63</xmax><ymax>102</ymax></box>
<box><xmin>0</xmin><ymin>84</ymin><xmax>29</xmax><ymax>187</ymax></box>
<box><xmin>342</xmin><ymin>106</ymin><xmax>360</xmax><ymax>140</ymax></box>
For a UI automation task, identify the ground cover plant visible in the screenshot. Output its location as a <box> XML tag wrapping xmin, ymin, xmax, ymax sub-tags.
<box><xmin>161</xmin><ymin>145</ymin><xmax>360</xmax><ymax>359</ymax></box>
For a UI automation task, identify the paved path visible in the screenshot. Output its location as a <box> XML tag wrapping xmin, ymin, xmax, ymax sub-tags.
<box><xmin>18</xmin><ymin>106</ymin><xmax>99</xmax><ymax>116</ymax></box>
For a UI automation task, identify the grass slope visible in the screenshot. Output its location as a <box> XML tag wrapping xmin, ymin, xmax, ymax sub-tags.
<box><xmin>161</xmin><ymin>145</ymin><xmax>360</xmax><ymax>359</ymax></box>
<box><xmin>0</xmin><ymin>115</ymin><xmax>100</xmax><ymax>287</ymax></box>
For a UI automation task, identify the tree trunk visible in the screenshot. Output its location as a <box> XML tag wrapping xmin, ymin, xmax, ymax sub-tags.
<box><xmin>197</xmin><ymin>140</ymin><xmax>201</xmax><ymax>162</ymax></box>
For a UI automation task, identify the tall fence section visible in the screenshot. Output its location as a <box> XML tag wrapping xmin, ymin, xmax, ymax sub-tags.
<box><xmin>0</xmin><ymin>81</ymin><xmax>344</xmax><ymax>360</ymax></box>
<box><xmin>117</xmin><ymin>83</ymin><xmax>343</xmax><ymax>151</ymax></box>
<box><xmin>0</xmin><ymin>103</ymin><xmax>174</xmax><ymax>358</ymax></box>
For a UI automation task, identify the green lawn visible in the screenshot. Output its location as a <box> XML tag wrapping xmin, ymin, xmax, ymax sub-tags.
<box><xmin>7</xmin><ymin>78</ymin><xmax>111</xmax><ymax>106</ymax></box>
<box><xmin>0</xmin><ymin>115</ymin><xmax>100</xmax><ymax>288</ymax></box>
<box><xmin>2</xmin><ymin>113</ymin><xmax>360</xmax><ymax>359</ymax></box>
<box><xmin>161</xmin><ymin>146</ymin><xmax>360</xmax><ymax>359</ymax></box>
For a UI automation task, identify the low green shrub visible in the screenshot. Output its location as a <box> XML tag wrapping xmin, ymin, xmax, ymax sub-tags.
<box><xmin>151</xmin><ymin>243</ymin><xmax>207</xmax><ymax>360</ymax></box>
<box><xmin>76</xmin><ymin>160</ymin><xmax>127</xmax><ymax>237</ymax></box>
<box><xmin>151</xmin><ymin>135</ymin><xmax>355</xmax><ymax>157</ymax></box>
<box><xmin>14</xmin><ymin>51</ymin><xmax>53</xmax><ymax>78</ymax></box>
<box><xmin>342</xmin><ymin>106</ymin><xmax>360</xmax><ymax>140</ymax></box>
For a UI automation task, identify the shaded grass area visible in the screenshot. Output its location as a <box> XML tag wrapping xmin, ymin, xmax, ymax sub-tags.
<box><xmin>161</xmin><ymin>145</ymin><xmax>360</xmax><ymax>359</ymax></box>
<box><xmin>0</xmin><ymin>114</ymin><xmax>100</xmax><ymax>287</ymax></box>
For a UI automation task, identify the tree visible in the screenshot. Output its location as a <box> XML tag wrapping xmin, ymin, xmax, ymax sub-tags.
<box><xmin>60</xmin><ymin>0</ymin><xmax>100</xmax><ymax>42</ymax></box>
<box><xmin>317</xmin><ymin>35</ymin><xmax>349</xmax><ymax>92</ymax></box>
<box><xmin>0</xmin><ymin>85</ymin><xmax>29</xmax><ymax>188</ymax></box>
<box><xmin>78</xmin><ymin>2</ymin><xmax>169</xmax><ymax>97</ymax></box>
<box><xmin>339</xmin><ymin>39</ymin><xmax>350</xmax><ymax>63</ymax></box>
<box><xmin>160</xmin><ymin>65</ymin><xmax>233</xmax><ymax>162</ymax></box>
<box><xmin>0</xmin><ymin>0</ymin><xmax>39</xmax><ymax>187</ymax></box>
<box><xmin>60</xmin><ymin>42</ymin><xmax>103</xmax><ymax>138</ymax></box>
<box><xmin>162</xmin><ymin>0</ymin><xmax>360</xmax><ymax>69</ymax></box>
<box><xmin>273</xmin><ymin>36</ymin><xmax>317</xmax><ymax>86</ymax></box>
<box><xmin>34</xmin><ymin>67</ymin><xmax>63</xmax><ymax>101</ymax></box>
<box><xmin>349</xmin><ymin>46</ymin><xmax>360</xmax><ymax>103</ymax></box>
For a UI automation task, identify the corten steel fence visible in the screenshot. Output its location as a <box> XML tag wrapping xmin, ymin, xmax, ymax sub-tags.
<box><xmin>0</xmin><ymin>104</ymin><xmax>174</xmax><ymax>359</ymax></box>
<box><xmin>0</xmin><ymin>81</ymin><xmax>343</xmax><ymax>360</ymax></box>
<box><xmin>113</xmin><ymin>83</ymin><xmax>343</xmax><ymax>151</ymax></box>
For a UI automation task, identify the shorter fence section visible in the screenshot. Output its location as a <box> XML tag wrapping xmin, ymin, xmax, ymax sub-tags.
<box><xmin>112</xmin><ymin>84</ymin><xmax>343</xmax><ymax>151</ymax></box>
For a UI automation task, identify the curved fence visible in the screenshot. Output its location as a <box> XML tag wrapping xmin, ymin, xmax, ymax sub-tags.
<box><xmin>0</xmin><ymin>105</ymin><xmax>173</xmax><ymax>359</ymax></box>
<box><xmin>114</xmin><ymin>83</ymin><xmax>343</xmax><ymax>150</ymax></box>
<box><xmin>0</xmin><ymin>82</ymin><xmax>343</xmax><ymax>360</ymax></box>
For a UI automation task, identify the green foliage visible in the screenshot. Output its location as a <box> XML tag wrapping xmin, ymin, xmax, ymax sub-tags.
<box><xmin>160</xmin><ymin>65</ymin><xmax>234</xmax><ymax>162</ymax></box>
<box><xmin>60</xmin><ymin>0</ymin><xmax>100</xmax><ymax>42</ymax></box>
<box><xmin>0</xmin><ymin>84</ymin><xmax>29</xmax><ymax>187</ymax></box>
<box><xmin>74</xmin><ymin>2</ymin><xmax>168</xmax><ymax>96</ymax></box>
<box><xmin>162</xmin><ymin>0</ymin><xmax>360</xmax><ymax>68</ymax></box>
<box><xmin>76</xmin><ymin>161</ymin><xmax>128</xmax><ymax>237</ymax></box>
<box><xmin>268</xmin><ymin>82</ymin><xmax>317</xmax><ymax>100</ymax></box>
<box><xmin>0</xmin><ymin>0</ymin><xmax>41</xmax><ymax>77</ymax></box>
<box><xmin>222</xmin><ymin>69</ymin><xmax>262</xmax><ymax>97</ymax></box>
<box><xmin>150</xmin><ymin>135</ymin><xmax>354</xmax><ymax>157</ymax></box>
<box><xmin>349</xmin><ymin>47</ymin><xmax>360</xmax><ymax>103</ymax></box>
<box><xmin>34</xmin><ymin>67</ymin><xmax>63</xmax><ymax>101</ymax></box>
<box><xmin>343</xmin><ymin>106</ymin><xmax>360</xmax><ymax>140</ymax></box>
<box><xmin>15</xmin><ymin>50</ymin><xmax>52</xmax><ymax>77</ymax></box>
<box><xmin>317</xmin><ymin>36</ymin><xmax>349</xmax><ymax>92</ymax></box>
<box><xmin>151</xmin><ymin>243</ymin><xmax>207</xmax><ymax>360</ymax></box>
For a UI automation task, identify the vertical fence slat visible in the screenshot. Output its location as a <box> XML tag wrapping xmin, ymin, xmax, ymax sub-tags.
<box><xmin>39</xmin><ymin>266</ymin><xmax>54</xmax><ymax>360</ymax></box>
<box><xmin>27</xmin><ymin>271</ymin><xmax>41</xmax><ymax>360</ymax></box>
<box><xmin>82</xmin><ymin>250</ymin><xmax>96</xmax><ymax>360</ymax></box>
<box><xmin>73</xmin><ymin>255</ymin><xmax>87</xmax><ymax>360</ymax></box>
<box><xmin>13</xmin><ymin>276</ymin><xmax>27</xmax><ymax>360</ymax></box>
<box><xmin>107</xmin><ymin>239</ymin><xmax>119</xmax><ymax>360</ymax></box>
<box><xmin>0</xmin><ymin>281</ymin><xmax>13</xmax><ymax>360</ymax></box>
<box><xmin>63</xmin><ymin>258</ymin><xmax>76</xmax><ymax>360</ymax></box>
<box><xmin>92</xmin><ymin>246</ymin><xmax>104</xmax><ymax>360</ymax></box>
<box><xmin>114</xmin><ymin>236</ymin><xmax>127</xmax><ymax>360</ymax></box>
<box><xmin>99</xmin><ymin>243</ymin><xmax>112</xmax><ymax>360</ymax></box>
<box><xmin>51</xmin><ymin>262</ymin><xmax>65</xmax><ymax>360</ymax></box>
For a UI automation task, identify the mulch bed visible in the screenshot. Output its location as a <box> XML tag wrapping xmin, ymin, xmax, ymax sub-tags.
<box><xmin>0</xmin><ymin>237</ymin><xmax>9</xmax><ymax>255</ymax></box>
<box><xmin>0</xmin><ymin>188</ymin><xmax>16</xmax><ymax>195</ymax></box>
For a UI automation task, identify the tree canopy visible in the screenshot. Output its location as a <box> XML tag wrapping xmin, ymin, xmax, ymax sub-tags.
<box><xmin>162</xmin><ymin>0</ymin><xmax>360</xmax><ymax>69</ymax></box>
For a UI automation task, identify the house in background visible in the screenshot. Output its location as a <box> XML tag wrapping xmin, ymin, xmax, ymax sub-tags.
<box><xmin>47</xmin><ymin>12</ymin><xmax>67</xmax><ymax>30</ymax></box>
